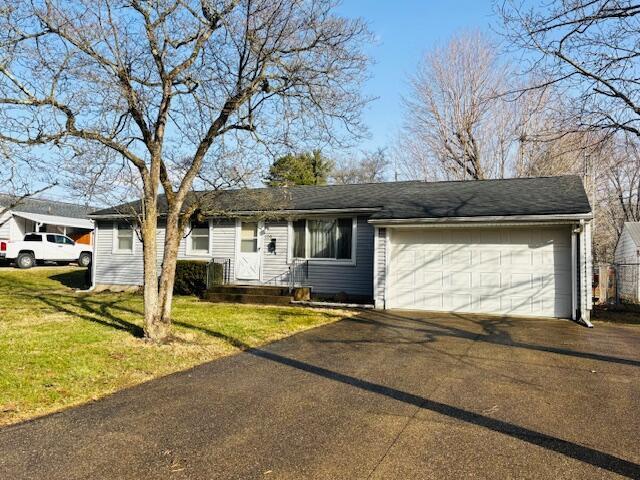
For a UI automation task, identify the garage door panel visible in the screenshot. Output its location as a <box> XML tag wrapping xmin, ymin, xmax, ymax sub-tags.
<box><xmin>510</xmin><ymin>250</ymin><xmax>533</xmax><ymax>266</ymax></box>
<box><xmin>421</xmin><ymin>292</ymin><xmax>444</xmax><ymax>309</ymax></box>
<box><xmin>449</xmin><ymin>272</ymin><xmax>471</xmax><ymax>288</ymax></box>
<box><xmin>478</xmin><ymin>250</ymin><xmax>501</xmax><ymax>266</ymax></box>
<box><xmin>387</xmin><ymin>227</ymin><xmax>572</xmax><ymax>318</ymax></box>
<box><xmin>478</xmin><ymin>295</ymin><xmax>501</xmax><ymax>311</ymax></box>
<box><xmin>447</xmin><ymin>294</ymin><xmax>472</xmax><ymax>311</ymax></box>
<box><xmin>443</xmin><ymin>249</ymin><xmax>472</xmax><ymax>265</ymax></box>
<box><xmin>479</xmin><ymin>272</ymin><xmax>501</xmax><ymax>288</ymax></box>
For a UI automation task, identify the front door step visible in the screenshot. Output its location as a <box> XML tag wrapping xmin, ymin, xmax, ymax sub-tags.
<box><xmin>203</xmin><ymin>284</ymin><xmax>303</xmax><ymax>306</ymax></box>
<box><xmin>203</xmin><ymin>292</ymin><xmax>292</xmax><ymax>306</ymax></box>
<box><xmin>207</xmin><ymin>285</ymin><xmax>290</xmax><ymax>296</ymax></box>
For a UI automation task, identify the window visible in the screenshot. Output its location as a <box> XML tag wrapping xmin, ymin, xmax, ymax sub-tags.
<box><xmin>46</xmin><ymin>234</ymin><xmax>57</xmax><ymax>243</ymax></box>
<box><xmin>115</xmin><ymin>223</ymin><xmax>134</xmax><ymax>252</ymax></box>
<box><xmin>189</xmin><ymin>220</ymin><xmax>210</xmax><ymax>254</ymax></box>
<box><xmin>61</xmin><ymin>236</ymin><xmax>75</xmax><ymax>245</ymax></box>
<box><xmin>24</xmin><ymin>234</ymin><xmax>42</xmax><ymax>242</ymax></box>
<box><xmin>292</xmin><ymin>220</ymin><xmax>306</xmax><ymax>258</ymax></box>
<box><xmin>291</xmin><ymin>218</ymin><xmax>354</xmax><ymax>261</ymax></box>
<box><xmin>240</xmin><ymin>222</ymin><xmax>258</xmax><ymax>253</ymax></box>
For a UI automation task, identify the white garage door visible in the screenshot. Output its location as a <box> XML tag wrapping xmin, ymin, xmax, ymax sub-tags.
<box><xmin>387</xmin><ymin>227</ymin><xmax>572</xmax><ymax>318</ymax></box>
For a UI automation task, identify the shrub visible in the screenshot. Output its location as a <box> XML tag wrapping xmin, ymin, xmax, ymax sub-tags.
<box><xmin>173</xmin><ymin>260</ymin><xmax>208</xmax><ymax>296</ymax></box>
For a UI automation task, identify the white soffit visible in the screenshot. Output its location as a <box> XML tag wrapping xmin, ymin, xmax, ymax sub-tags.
<box><xmin>12</xmin><ymin>211</ymin><xmax>94</xmax><ymax>230</ymax></box>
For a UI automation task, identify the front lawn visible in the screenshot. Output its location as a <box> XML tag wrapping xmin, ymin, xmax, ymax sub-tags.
<box><xmin>0</xmin><ymin>267</ymin><xmax>348</xmax><ymax>426</ymax></box>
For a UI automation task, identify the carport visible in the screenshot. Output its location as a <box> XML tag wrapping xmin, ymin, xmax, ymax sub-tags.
<box><xmin>12</xmin><ymin>211</ymin><xmax>94</xmax><ymax>244</ymax></box>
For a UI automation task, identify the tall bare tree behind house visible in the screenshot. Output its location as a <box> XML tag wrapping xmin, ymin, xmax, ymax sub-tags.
<box><xmin>399</xmin><ymin>32</ymin><xmax>519</xmax><ymax>181</ymax></box>
<box><xmin>498</xmin><ymin>0</ymin><xmax>640</xmax><ymax>260</ymax></box>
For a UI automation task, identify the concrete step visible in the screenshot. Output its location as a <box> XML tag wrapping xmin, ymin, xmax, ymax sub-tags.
<box><xmin>207</xmin><ymin>285</ymin><xmax>290</xmax><ymax>296</ymax></box>
<box><xmin>203</xmin><ymin>292</ymin><xmax>292</xmax><ymax>306</ymax></box>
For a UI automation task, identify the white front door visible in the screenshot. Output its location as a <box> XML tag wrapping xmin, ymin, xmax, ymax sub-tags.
<box><xmin>236</xmin><ymin>221</ymin><xmax>262</xmax><ymax>280</ymax></box>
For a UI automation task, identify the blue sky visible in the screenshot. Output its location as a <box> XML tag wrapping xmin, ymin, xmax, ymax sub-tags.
<box><xmin>337</xmin><ymin>0</ymin><xmax>497</xmax><ymax>151</ymax></box>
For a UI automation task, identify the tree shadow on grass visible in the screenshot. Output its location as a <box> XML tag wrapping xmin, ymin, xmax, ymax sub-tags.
<box><xmin>25</xmin><ymin>292</ymin><xmax>145</xmax><ymax>338</ymax></box>
<box><xmin>49</xmin><ymin>270</ymin><xmax>88</xmax><ymax>290</ymax></box>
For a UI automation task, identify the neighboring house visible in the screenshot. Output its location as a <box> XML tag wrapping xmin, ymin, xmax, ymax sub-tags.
<box><xmin>89</xmin><ymin>175</ymin><xmax>593</xmax><ymax>323</ymax></box>
<box><xmin>0</xmin><ymin>194</ymin><xmax>95</xmax><ymax>245</ymax></box>
<box><xmin>614</xmin><ymin>222</ymin><xmax>640</xmax><ymax>303</ymax></box>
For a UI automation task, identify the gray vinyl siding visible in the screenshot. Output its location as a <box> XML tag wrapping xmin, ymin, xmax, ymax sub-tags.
<box><xmin>211</xmin><ymin>219</ymin><xmax>236</xmax><ymax>282</ymax></box>
<box><xmin>304</xmin><ymin>216</ymin><xmax>374</xmax><ymax>297</ymax></box>
<box><xmin>94</xmin><ymin>216</ymin><xmax>375</xmax><ymax>298</ymax></box>
<box><xmin>96</xmin><ymin>219</ymin><xmax>236</xmax><ymax>286</ymax></box>
<box><xmin>374</xmin><ymin>228</ymin><xmax>386</xmax><ymax>308</ymax></box>
<box><xmin>261</xmin><ymin>221</ymin><xmax>289</xmax><ymax>286</ymax></box>
<box><xmin>615</xmin><ymin>229</ymin><xmax>638</xmax><ymax>264</ymax></box>
<box><xmin>95</xmin><ymin>220</ymin><xmax>146</xmax><ymax>286</ymax></box>
<box><xmin>614</xmin><ymin>227</ymin><xmax>640</xmax><ymax>302</ymax></box>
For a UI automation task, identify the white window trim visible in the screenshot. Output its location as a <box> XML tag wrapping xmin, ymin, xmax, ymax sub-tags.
<box><xmin>112</xmin><ymin>221</ymin><xmax>136</xmax><ymax>255</ymax></box>
<box><xmin>287</xmin><ymin>217</ymin><xmax>357</xmax><ymax>266</ymax></box>
<box><xmin>185</xmin><ymin>219</ymin><xmax>212</xmax><ymax>257</ymax></box>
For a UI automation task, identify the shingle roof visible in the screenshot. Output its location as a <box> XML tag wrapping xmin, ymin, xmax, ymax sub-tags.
<box><xmin>624</xmin><ymin>222</ymin><xmax>640</xmax><ymax>246</ymax></box>
<box><xmin>90</xmin><ymin>175</ymin><xmax>592</xmax><ymax>220</ymax></box>
<box><xmin>0</xmin><ymin>194</ymin><xmax>95</xmax><ymax>219</ymax></box>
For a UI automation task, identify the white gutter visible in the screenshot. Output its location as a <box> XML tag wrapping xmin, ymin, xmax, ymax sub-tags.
<box><xmin>368</xmin><ymin>213</ymin><xmax>593</xmax><ymax>226</ymax></box>
<box><xmin>89</xmin><ymin>207</ymin><xmax>383</xmax><ymax>220</ymax></box>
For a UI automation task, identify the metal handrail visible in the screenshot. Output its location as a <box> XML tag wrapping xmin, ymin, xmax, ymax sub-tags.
<box><xmin>207</xmin><ymin>257</ymin><xmax>232</xmax><ymax>289</ymax></box>
<box><xmin>288</xmin><ymin>258</ymin><xmax>309</xmax><ymax>291</ymax></box>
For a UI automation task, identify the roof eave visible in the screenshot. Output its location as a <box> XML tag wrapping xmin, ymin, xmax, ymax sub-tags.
<box><xmin>368</xmin><ymin>212</ymin><xmax>593</xmax><ymax>226</ymax></box>
<box><xmin>89</xmin><ymin>206</ymin><xmax>383</xmax><ymax>219</ymax></box>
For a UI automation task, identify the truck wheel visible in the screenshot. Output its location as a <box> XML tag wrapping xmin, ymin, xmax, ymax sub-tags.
<box><xmin>17</xmin><ymin>252</ymin><xmax>35</xmax><ymax>269</ymax></box>
<box><xmin>78</xmin><ymin>252</ymin><xmax>92</xmax><ymax>268</ymax></box>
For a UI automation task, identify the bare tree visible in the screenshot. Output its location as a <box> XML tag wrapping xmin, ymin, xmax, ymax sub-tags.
<box><xmin>0</xmin><ymin>0</ymin><xmax>371</xmax><ymax>342</ymax></box>
<box><xmin>332</xmin><ymin>148</ymin><xmax>388</xmax><ymax>184</ymax></box>
<box><xmin>498</xmin><ymin>1</ymin><xmax>640</xmax><ymax>261</ymax></box>
<box><xmin>399</xmin><ymin>32</ymin><xmax>516</xmax><ymax>181</ymax></box>
<box><xmin>498</xmin><ymin>0</ymin><xmax>640</xmax><ymax>139</ymax></box>
<box><xmin>0</xmin><ymin>145</ymin><xmax>58</xmax><ymax>228</ymax></box>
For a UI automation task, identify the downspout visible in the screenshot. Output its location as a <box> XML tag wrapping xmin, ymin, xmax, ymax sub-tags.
<box><xmin>572</xmin><ymin>221</ymin><xmax>593</xmax><ymax>328</ymax></box>
<box><xmin>578</xmin><ymin>219</ymin><xmax>593</xmax><ymax>328</ymax></box>
<box><xmin>571</xmin><ymin>227</ymin><xmax>577</xmax><ymax>322</ymax></box>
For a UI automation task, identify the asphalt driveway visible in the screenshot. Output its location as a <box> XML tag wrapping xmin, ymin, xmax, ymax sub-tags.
<box><xmin>1</xmin><ymin>311</ymin><xmax>639</xmax><ymax>479</ymax></box>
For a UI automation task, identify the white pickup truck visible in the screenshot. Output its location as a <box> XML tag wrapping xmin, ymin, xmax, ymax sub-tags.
<box><xmin>0</xmin><ymin>233</ymin><xmax>93</xmax><ymax>269</ymax></box>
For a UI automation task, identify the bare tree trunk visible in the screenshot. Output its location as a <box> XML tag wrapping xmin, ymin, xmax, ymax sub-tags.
<box><xmin>158</xmin><ymin>207</ymin><xmax>182</xmax><ymax>327</ymax></box>
<box><xmin>141</xmin><ymin>204</ymin><xmax>166</xmax><ymax>341</ymax></box>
